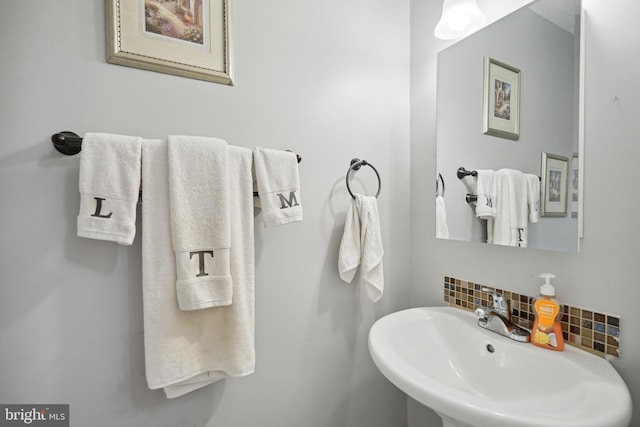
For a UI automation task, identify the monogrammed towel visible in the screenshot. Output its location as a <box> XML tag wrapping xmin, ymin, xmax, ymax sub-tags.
<box><xmin>491</xmin><ymin>169</ymin><xmax>530</xmax><ymax>248</ymax></box>
<box><xmin>142</xmin><ymin>140</ymin><xmax>256</xmax><ymax>399</ymax></box>
<box><xmin>525</xmin><ymin>173</ymin><xmax>540</xmax><ymax>224</ymax></box>
<box><xmin>253</xmin><ymin>147</ymin><xmax>303</xmax><ymax>227</ymax></box>
<box><xmin>168</xmin><ymin>135</ymin><xmax>232</xmax><ymax>311</ymax></box>
<box><xmin>474</xmin><ymin>169</ymin><xmax>497</xmax><ymax>220</ymax></box>
<box><xmin>77</xmin><ymin>133</ymin><xmax>142</xmax><ymax>245</ymax></box>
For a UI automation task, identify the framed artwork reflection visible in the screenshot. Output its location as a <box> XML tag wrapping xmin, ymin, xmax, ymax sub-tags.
<box><xmin>571</xmin><ymin>153</ymin><xmax>579</xmax><ymax>218</ymax></box>
<box><xmin>541</xmin><ymin>152</ymin><xmax>568</xmax><ymax>217</ymax></box>
<box><xmin>483</xmin><ymin>57</ymin><xmax>520</xmax><ymax>140</ymax></box>
<box><xmin>106</xmin><ymin>0</ymin><xmax>233</xmax><ymax>85</ymax></box>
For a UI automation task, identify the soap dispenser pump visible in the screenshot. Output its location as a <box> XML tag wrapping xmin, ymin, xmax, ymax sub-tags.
<box><xmin>531</xmin><ymin>273</ymin><xmax>565</xmax><ymax>351</ymax></box>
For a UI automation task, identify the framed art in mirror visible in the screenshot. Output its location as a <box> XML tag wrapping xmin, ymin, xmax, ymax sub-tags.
<box><xmin>571</xmin><ymin>153</ymin><xmax>579</xmax><ymax>218</ymax></box>
<box><xmin>483</xmin><ymin>57</ymin><xmax>520</xmax><ymax>140</ymax></box>
<box><xmin>106</xmin><ymin>0</ymin><xmax>233</xmax><ymax>85</ymax></box>
<box><xmin>541</xmin><ymin>152</ymin><xmax>568</xmax><ymax>217</ymax></box>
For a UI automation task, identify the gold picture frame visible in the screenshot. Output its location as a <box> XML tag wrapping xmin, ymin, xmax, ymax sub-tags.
<box><xmin>106</xmin><ymin>0</ymin><xmax>233</xmax><ymax>85</ymax></box>
<box><xmin>483</xmin><ymin>57</ymin><xmax>520</xmax><ymax>140</ymax></box>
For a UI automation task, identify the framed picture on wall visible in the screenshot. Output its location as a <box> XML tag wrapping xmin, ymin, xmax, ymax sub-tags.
<box><xmin>106</xmin><ymin>0</ymin><xmax>233</xmax><ymax>85</ymax></box>
<box><xmin>571</xmin><ymin>153</ymin><xmax>579</xmax><ymax>218</ymax></box>
<box><xmin>483</xmin><ymin>57</ymin><xmax>520</xmax><ymax>140</ymax></box>
<box><xmin>541</xmin><ymin>152</ymin><xmax>569</xmax><ymax>217</ymax></box>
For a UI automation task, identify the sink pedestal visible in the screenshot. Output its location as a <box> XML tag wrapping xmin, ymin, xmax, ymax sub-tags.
<box><xmin>439</xmin><ymin>413</ymin><xmax>470</xmax><ymax>427</ymax></box>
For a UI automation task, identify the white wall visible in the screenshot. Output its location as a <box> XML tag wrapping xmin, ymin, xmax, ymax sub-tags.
<box><xmin>411</xmin><ymin>0</ymin><xmax>640</xmax><ymax>426</ymax></box>
<box><xmin>0</xmin><ymin>1</ymin><xmax>410</xmax><ymax>426</ymax></box>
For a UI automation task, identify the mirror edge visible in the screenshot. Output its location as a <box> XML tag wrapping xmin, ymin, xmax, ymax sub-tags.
<box><xmin>577</xmin><ymin>6</ymin><xmax>586</xmax><ymax>250</ymax></box>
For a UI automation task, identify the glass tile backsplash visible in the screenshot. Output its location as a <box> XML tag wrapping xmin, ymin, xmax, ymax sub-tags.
<box><xmin>443</xmin><ymin>276</ymin><xmax>621</xmax><ymax>358</ymax></box>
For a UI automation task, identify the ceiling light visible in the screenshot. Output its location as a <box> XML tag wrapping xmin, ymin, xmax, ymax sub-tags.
<box><xmin>434</xmin><ymin>0</ymin><xmax>486</xmax><ymax>40</ymax></box>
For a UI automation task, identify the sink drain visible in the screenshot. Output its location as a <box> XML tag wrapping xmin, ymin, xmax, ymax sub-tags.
<box><xmin>486</xmin><ymin>344</ymin><xmax>495</xmax><ymax>353</ymax></box>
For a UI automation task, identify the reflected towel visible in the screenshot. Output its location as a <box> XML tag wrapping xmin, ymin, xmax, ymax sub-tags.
<box><xmin>436</xmin><ymin>195</ymin><xmax>449</xmax><ymax>239</ymax></box>
<box><xmin>525</xmin><ymin>174</ymin><xmax>540</xmax><ymax>223</ymax></box>
<box><xmin>475</xmin><ymin>170</ymin><xmax>496</xmax><ymax>220</ymax></box>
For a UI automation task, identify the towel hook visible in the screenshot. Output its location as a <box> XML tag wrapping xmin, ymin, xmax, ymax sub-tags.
<box><xmin>346</xmin><ymin>158</ymin><xmax>381</xmax><ymax>199</ymax></box>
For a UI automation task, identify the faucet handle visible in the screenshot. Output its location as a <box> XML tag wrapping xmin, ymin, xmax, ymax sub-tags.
<box><xmin>481</xmin><ymin>287</ymin><xmax>510</xmax><ymax>317</ymax></box>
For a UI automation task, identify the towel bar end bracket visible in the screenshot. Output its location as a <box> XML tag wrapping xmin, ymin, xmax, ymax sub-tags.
<box><xmin>52</xmin><ymin>131</ymin><xmax>82</xmax><ymax>156</ymax></box>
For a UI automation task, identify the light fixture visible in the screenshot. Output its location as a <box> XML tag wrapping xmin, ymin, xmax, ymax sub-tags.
<box><xmin>434</xmin><ymin>0</ymin><xmax>486</xmax><ymax>40</ymax></box>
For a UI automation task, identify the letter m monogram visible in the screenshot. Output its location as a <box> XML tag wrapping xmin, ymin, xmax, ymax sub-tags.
<box><xmin>277</xmin><ymin>191</ymin><xmax>300</xmax><ymax>209</ymax></box>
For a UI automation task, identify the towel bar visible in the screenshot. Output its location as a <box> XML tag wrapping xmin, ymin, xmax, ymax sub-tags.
<box><xmin>346</xmin><ymin>158</ymin><xmax>381</xmax><ymax>199</ymax></box>
<box><xmin>458</xmin><ymin>166</ymin><xmax>541</xmax><ymax>182</ymax></box>
<box><xmin>51</xmin><ymin>131</ymin><xmax>302</xmax><ymax>198</ymax></box>
<box><xmin>51</xmin><ymin>131</ymin><xmax>302</xmax><ymax>163</ymax></box>
<box><xmin>458</xmin><ymin>166</ymin><xmax>541</xmax><ymax>204</ymax></box>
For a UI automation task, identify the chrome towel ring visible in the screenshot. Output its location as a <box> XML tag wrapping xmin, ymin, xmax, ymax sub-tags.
<box><xmin>346</xmin><ymin>158</ymin><xmax>381</xmax><ymax>199</ymax></box>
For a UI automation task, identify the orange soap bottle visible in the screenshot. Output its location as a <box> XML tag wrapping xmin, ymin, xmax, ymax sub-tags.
<box><xmin>531</xmin><ymin>273</ymin><xmax>564</xmax><ymax>351</ymax></box>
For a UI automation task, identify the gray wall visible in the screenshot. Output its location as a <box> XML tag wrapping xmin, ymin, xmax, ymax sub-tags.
<box><xmin>411</xmin><ymin>0</ymin><xmax>640</xmax><ymax>425</ymax></box>
<box><xmin>0</xmin><ymin>1</ymin><xmax>410</xmax><ymax>426</ymax></box>
<box><xmin>437</xmin><ymin>8</ymin><xmax>577</xmax><ymax>251</ymax></box>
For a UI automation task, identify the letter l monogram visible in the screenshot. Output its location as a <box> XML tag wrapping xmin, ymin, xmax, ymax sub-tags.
<box><xmin>91</xmin><ymin>197</ymin><xmax>113</xmax><ymax>218</ymax></box>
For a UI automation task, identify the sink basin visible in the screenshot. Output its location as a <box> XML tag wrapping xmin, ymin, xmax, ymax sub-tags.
<box><xmin>368</xmin><ymin>306</ymin><xmax>632</xmax><ymax>427</ymax></box>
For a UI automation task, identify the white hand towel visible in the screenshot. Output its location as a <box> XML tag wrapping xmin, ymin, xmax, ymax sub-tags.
<box><xmin>435</xmin><ymin>195</ymin><xmax>450</xmax><ymax>239</ymax></box>
<box><xmin>142</xmin><ymin>140</ymin><xmax>256</xmax><ymax>399</ymax></box>
<box><xmin>338</xmin><ymin>198</ymin><xmax>361</xmax><ymax>284</ymax></box>
<box><xmin>474</xmin><ymin>170</ymin><xmax>496</xmax><ymax>219</ymax></box>
<box><xmin>525</xmin><ymin>174</ymin><xmax>540</xmax><ymax>223</ymax></box>
<box><xmin>77</xmin><ymin>132</ymin><xmax>142</xmax><ymax>245</ymax></box>
<box><xmin>168</xmin><ymin>135</ymin><xmax>232</xmax><ymax>311</ymax></box>
<box><xmin>338</xmin><ymin>194</ymin><xmax>384</xmax><ymax>302</ymax></box>
<box><xmin>492</xmin><ymin>169</ymin><xmax>530</xmax><ymax>247</ymax></box>
<box><xmin>253</xmin><ymin>147</ymin><xmax>303</xmax><ymax>227</ymax></box>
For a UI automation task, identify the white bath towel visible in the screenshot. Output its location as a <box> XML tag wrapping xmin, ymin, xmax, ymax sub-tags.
<box><xmin>474</xmin><ymin>170</ymin><xmax>497</xmax><ymax>220</ymax></box>
<box><xmin>491</xmin><ymin>169</ymin><xmax>530</xmax><ymax>248</ymax></box>
<box><xmin>168</xmin><ymin>136</ymin><xmax>232</xmax><ymax>311</ymax></box>
<box><xmin>253</xmin><ymin>147</ymin><xmax>303</xmax><ymax>227</ymax></box>
<box><xmin>338</xmin><ymin>194</ymin><xmax>384</xmax><ymax>302</ymax></box>
<box><xmin>142</xmin><ymin>139</ymin><xmax>255</xmax><ymax>399</ymax></box>
<box><xmin>435</xmin><ymin>195</ymin><xmax>449</xmax><ymax>239</ymax></box>
<box><xmin>525</xmin><ymin>174</ymin><xmax>540</xmax><ymax>223</ymax></box>
<box><xmin>77</xmin><ymin>133</ymin><xmax>142</xmax><ymax>245</ymax></box>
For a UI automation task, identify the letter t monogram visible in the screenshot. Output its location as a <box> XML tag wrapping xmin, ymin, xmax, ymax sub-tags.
<box><xmin>189</xmin><ymin>250</ymin><xmax>214</xmax><ymax>277</ymax></box>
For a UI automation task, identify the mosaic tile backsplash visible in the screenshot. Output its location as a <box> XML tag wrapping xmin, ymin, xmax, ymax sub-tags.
<box><xmin>444</xmin><ymin>276</ymin><xmax>621</xmax><ymax>358</ymax></box>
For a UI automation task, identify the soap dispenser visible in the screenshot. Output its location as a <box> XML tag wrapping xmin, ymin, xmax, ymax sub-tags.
<box><xmin>531</xmin><ymin>273</ymin><xmax>565</xmax><ymax>351</ymax></box>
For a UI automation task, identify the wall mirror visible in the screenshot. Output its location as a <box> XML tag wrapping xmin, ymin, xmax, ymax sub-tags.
<box><xmin>435</xmin><ymin>0</ymin><xmax>582</xmax><ymax>252</ymax></box>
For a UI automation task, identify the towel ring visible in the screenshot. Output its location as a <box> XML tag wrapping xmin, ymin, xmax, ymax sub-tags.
<box><xmin>346</xmin><ymin>158</ymin><xmax>381</xmax><ymax>199</ymax></box>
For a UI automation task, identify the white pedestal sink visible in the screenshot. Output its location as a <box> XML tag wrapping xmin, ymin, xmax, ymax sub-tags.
<box><xmin>368</xmin><ymin>306</ymin><xmax>632</xmax><ymax>427</ymax></box>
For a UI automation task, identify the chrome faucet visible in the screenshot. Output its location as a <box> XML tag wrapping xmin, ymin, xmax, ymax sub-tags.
<box><xmin>474</xmin><ymin>288</ymin><xmax>531</xmax><ymax>343</ymax></box>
